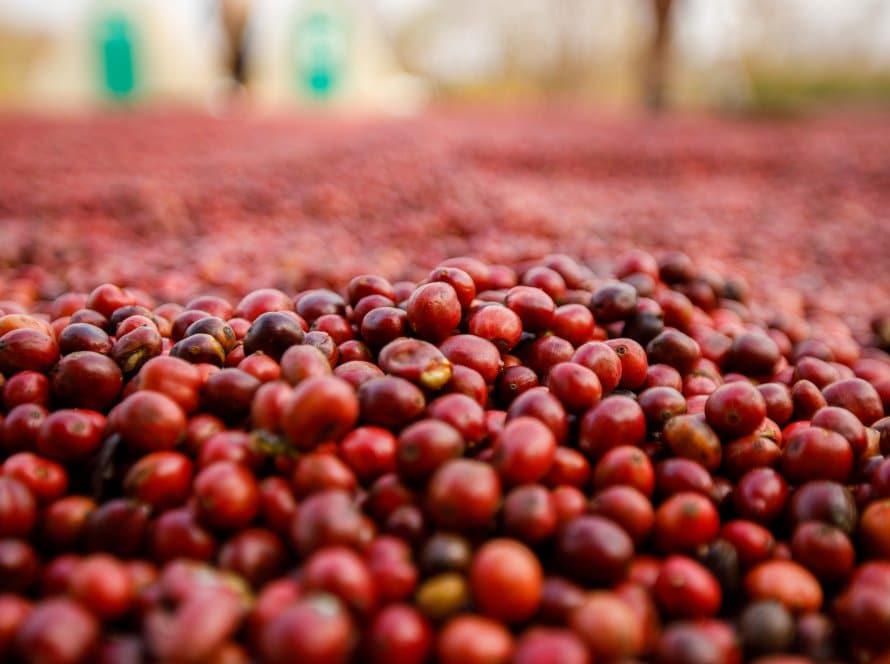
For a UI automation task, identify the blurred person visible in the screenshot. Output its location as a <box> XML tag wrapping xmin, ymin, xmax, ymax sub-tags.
<box><xmin>219</xmin><ymin>0</ymin><xmax>252</xmax><ymax>85</ymax></box>
<box><xmin>645</xmin><ymin>0</ymin><xmax>673</xmax><ymax>109</ymax></box>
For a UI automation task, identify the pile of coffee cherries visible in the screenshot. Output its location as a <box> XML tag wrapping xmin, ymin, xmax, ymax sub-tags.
<box><xmin>0</xmin><ymin>250</ymin><xmax>888</xmax><ymax>664</ymax></box>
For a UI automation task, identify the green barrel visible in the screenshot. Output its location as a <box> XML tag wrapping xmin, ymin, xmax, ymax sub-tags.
<box><xmin>293</xmin><ymin>7</ymin><xmax>348</xmax><ymax>101</ymax></box>
<box><xmin>96</xmin><ymin>12</ymin><xmax>138</xmax><ymax>101</ymax></box>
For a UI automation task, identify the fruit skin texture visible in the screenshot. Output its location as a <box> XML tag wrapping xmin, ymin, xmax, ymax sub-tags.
<box><xmin>546</xmin><ymin>362</ymin><xmax>602</xmax><ymax>414</ymax></box>
<box><xmin>705</xmin><ymin>381</ymin><xmax>767</xmax><ymax>438</ymax></box>
<box><xmin>123</xmin><ymin>451</ymin><xmax>194</xmax><ymax>512</ymax></box>
<box><xmin>556</xmin><ymin>515</ymin><xmax>634</xmax><ymax>586</ymax></box>
<box><xmin>280</xmin><ymin>376</ymin><xmax>359</xmax><ymax>450</ymax></box>
<box><xmin>654</xmin><ymin>555</ymin><xmax>722</xmax><ymax>619</ymax></box>
<box><xmin>0</xmin><ymin>477</ymin><xmax>37</xmax><ymax>539</ymax></box>
<box><xmin>0</xmin><ymin>328</ymin><xmax>59</xmax><ymax>376</ymax></box>
<box><xmin>115</xmin><ymin>391</ymin><xmax>187</xmax><ymax>453</ymax></box>
<box><xmin>68</xmin><ymin>554</ymin><xmax>134</xmax><ymax>620</ymax></box>
<box><xmin>781</xmin><ymin>426</ymin><xmax>853</xmax><ymax>484</ymax></box>
<box><xmin>426</xmin><ymin>459</ymin><xmax>501</xmax><ymax>531</ymax></box>
<box><xmin>662</xmin><ymin>414</ymin><xmax>722</xmax><ymax>471</ymax></box>
<box><xmin>15</xmin><ymin>598</ymin><xmax>99</xmax><ymax>664</ymax></box>
<box><xmin>470</xmin><ymin>539</ymin><xmax>543</xmax><ymax>624</ymax></box>
<box><xmin>358</xmin><ymin>376</ymin><xmax>426</xmax><ymax>430</ymax></box>
<box><xmin>378</xmin><ymin>338</ymin><xmax>452</xmax><ymax>390</ymax></box>
<box><xmin>36</xmin><ymin>409</ymin><xmax>104</xmax><ymax>461</ymax></box>
<box><xmin>436</xmin><ymin>614</ymin><xmax>514</xmax><ymax>664</ymax></box>
<box><xmin>513</xmin><ymin>628</ymin><xmax>590</xmax><ymax>664</ymax></box>
<box><xmin>494</xmin><ymin>416</ymin><xmax>557</xmax><ymax>486</ymax></box>
<box><xmin>860</xmin><ymin>498</ymin><xmax>890</xmax><ymax>559</ymax></box>
<box><xmin>654</xmin><ymin>491</ymin><xmax>720</xmax><ymax>553</ymax></box>
<box><xmin>259</xmin><ymin>593</ymin><xmax>356</xmax><ymax>664</ymax></box>
<box><xmin>193</xmin><ymin>461</ymin><xmax>260</xmax><ymax>532</ymax></box>
<box><xmin>407</xmin><ymin>282</ymin><xmax>462</xmax><ymax>343</ymax></box>
<box><xmin>822</xmin><ymin>377</ymin><xmax>883</xmax><ymax>425</ymax></box>
<box><xmin>51</xmin><ymin>350</ymin><xmax>123</xmax><ymax>411</ymax></box>
<box><xmin>570</xmin><ymin>591</ymin><xmax>644</xmax><ymax>661</ymax></box>
<box><xmin>578</xmin><ymin>395</ymin><xmax>646</xmax><ymax>459</ymax></box>
<box><xmin>365</xmin><ymin>604</ymin><xmax>432</xmax><ymax>664</ymax></box>
<box><xmin>744</xmin><ymin>560</ymin><xmax>823</xmax><ymax>613</ymax></box>
<box><xmin>835</xmin><ymin>562</ymin><xmax>890</xmax><ymax>655</ymax></box>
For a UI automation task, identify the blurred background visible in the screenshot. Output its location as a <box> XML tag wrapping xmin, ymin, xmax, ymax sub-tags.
<box><xmin>1</xmin><ymin>0</ymin><xmax>889</xmax><ymax>113</ymax></box>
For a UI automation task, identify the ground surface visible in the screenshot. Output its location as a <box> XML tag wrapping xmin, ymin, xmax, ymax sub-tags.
<box><xmin>0</xmin><ymin>107</ymin><xmax>888</xmax><ymax>336</ymax></box>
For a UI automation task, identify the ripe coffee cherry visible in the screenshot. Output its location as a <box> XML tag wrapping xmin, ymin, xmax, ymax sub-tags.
<box><xmin>505</xmin><ymin>286</ymin><xmax>556</xmax><ymax>333</ymax></box>
<box><xmin>437</xmin><ymin>614</ymin><xmax>514</xmax><ymax>664</ymax></box>
<box><xmin>426</xmin><ymin>460</ymin><xmax>501</xmax><ymax>531</ymax></box>
<box><xmin>291</xmin><ymin>489</ymin><xmax>374</xmax><ymax>557</ymax></box>
<box><xmin>296</xmin><ymin>289</ymin><xmax>347</xmax><ymax>323</ymax></box>
<box><xmin>578</xmin><ymin>396</ymin><xmax>646</xmax><ymax>459</ymax></box>
<box><xmin>546</xmin><ymin>362</ymin><xmax>602</xmax><ymax>413</ymax></box>
<box><xmin>705</xmin><ymin>381</ymin><xmax>767</xmax><ymax>438</ymax></box>
<box><xmin>781</xmin><ymin>426</ymin><xmax>853</xmax><ymax>484</ymax></box>
<box><xmin>115</xmin><ymin>391</ymin><xmax>186</xmax><ymax>453</ymax></box>
<box><xmin>15</xmin><ymin>598</ymin><xmax>99</xmax><ymax>664</ymax></box>
<box><xmin>242</xmin><ymin>312</ymin><xmax>305</xmax><ymax>360</ymax></box>
<box><xmin>234</xmin><ymin>289</ymin><xmax>294</xmax><ymax>322</ymax></box>
<box><xmin>470</xmin><ymin>539</ymin><xmax>543</xmax><ymax>623</ymax></box>
<box><xmin>744</xmin><ymin>560</ymin><xmax>823</xmax><ymax>613</ymax></box>
<box><xmin>0</xmin><ymin>328</ymin><xmax>59</xmax><ymax>375</ymax></box>
<box><xmin>570</xmin><ymin>591</ymin><xmax>644</xmax><ymax>661</ymax></box>
<box><xmin>134</xmin><ymin>356</ymin><xmax>203</xmax><ymax>413</ymax></box>
<box><xmin>358</xmin><ymin>376</ymin><xmax>426</xmax><ymax>430</ymax></box>
<box><xmin>426</xmin><ymin>393</ymin><xmax>486</xmax><ymax>445</ymax></box>
<box><xmin>503</xmin><ymin>485</ymin><xmax>558</xmax><ymax>543</ymax></box>
<box><xmin>57</xmin><ymin>323</ymin><xmax>112</xmax><ymax>356</ymax></box>
<box><xmin>365</xmin><ymin>604</ymin><xmax>432</xmax><ymax>664</ymax></box>
<box><xmin>725</xmin><ymin>332</ymin><xmax>781</xmax><ymax>376</ymax></box>
<box><xmin>572</xmin><ymin>341</ymin><xmax>623</xmax><ymax>393</ymax></box>
<box><xmin>494</xmin><ymin>417</ymin><xmax>557</xmax><ymax>486</ymax></box>
<box><xmin>822</xmin><ymin>377</ymin><xmax>883</xmax><ymax>425</ymax></box>
<box><xmin>556</xmin><ymin>515</ymin><xmax>633</xmax><ymax>586</ymax></box>
<box><xmin>193</xmin><ymin>461</ymin><xmax>260</xmax><ymax>531</ymax></box>
<box><xmin>647</xmin><ymin>329</ymin><xmax>701</xmax><ymax>375</ymax></box>
<box><xmin>51</xmin><ymin>351</ymin><xmax>123</xmax><ymax>411</ymax></box>
<box><xmin>654</xmin><ymin>492</ymin><xmax>720</xmax><ymax>553</ymax></box>
<box><xmin>654</xmin><ymin>555</ymin><xmax>722</xmax><ymax>619</ymax></box>
<box><xmin>591</xmin><ymin>281</ymin><xmax>638</xmax><ymax>324</ymax></box>
<box><xmin>471</xmin><ymin>304</ymin><xmax>524</xmax><ymax>354</ymax></box>
<box><xmin>123</xmin><ymin>451</ymin><xmax>193</xmax><ymax>511</ymax></box>
<box><xmin>347</xmin><ymin>274</ymin><xmax>396</xmax><ymax>305</ymax></box>
<box><xmin>259</xmin><ymin>594</ymin><xmax>356</xmax><ymax>664</ymax></box>
<box><xmin>68</xmin><ymin>554</ymin><xmax>134</xmax><ymax>619</ymax></box>
<box><xmin>407</xmin><ymin>282</ymin><xmax>462</xmax><ymax>342</ymax></box>
<box><xmin>551</xmin><ymin>304</ymin><xmax>595</xmax><ymax>347</ymax></box>
<box><xmin>280</xmin><ymin>376</ymin><xmax>359</xmax><ymax>450</ymax></box>
<box><xmin>589</xmin><ymin>485</ymin><xmax>654</xmax><ymax>546</ymax></box>
<box><xmin>37</xmin><ymin>409</ymin><xmax>104</xmax><ymax>461</ymax></box>
<box><xmin>396</xmin><ymin>419</ymin><xmax>464</xmax><ymax>482</ymax></box>
<box><xmin>379</xmin><ymin>338</ymin><xmax>452</xmax><ymax>390</ymax></box>
<box><xmin>606</xmin><ymin>338</ymin><xmax>648</xmax><ymax>389</ymax></box>
<box><xmin>662</xmin><ymin>414</ymin><xmax>722</xmax><ymax>471</ymax></box>
<box><xmin>301</xmin><ymin>546</ymin><xmax>376</xmax><ymax>616</ymax></box>
<box><xmin>440</xmin><ymin>334</ymin><xmax>502</xmax><ymax>385</ymax></box>
<box><xmin>507</xmin><ymin>387</ymin><xmax>568</xmax><ymax>445</ymax></box>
